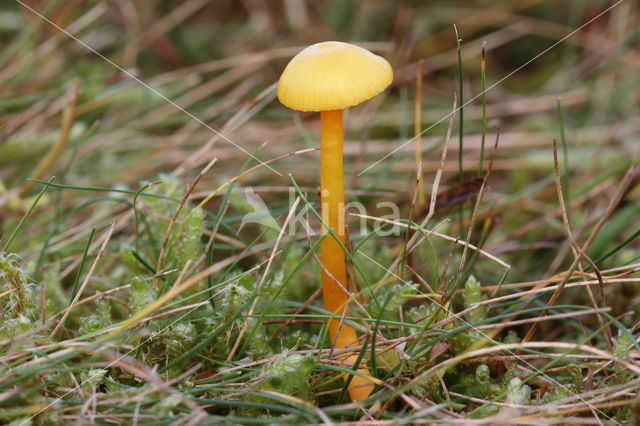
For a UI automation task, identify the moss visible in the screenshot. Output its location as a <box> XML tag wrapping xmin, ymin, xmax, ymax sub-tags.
<box><xmin>368</xmin><ymin>281</ymin><xmax>418</xmax><ymax>321</ymax></box>
<box><xmin>178</xmin><ymin>207</ymin><xmax>204</xmax><ymax>272</ymax></box>
<box><xmin>129</xmin><ymin>276</ymin><xmax>157</xmax><ymax>315</ymax></box>
<box><xmin>258</xmin><ymin>353</ymin><xmax>315</xmax><ymax>402</ymax></box>
<box><xmin>2</xmin><ymin>314</ymin><xmax>33</xmax><ymax>338</ymax></box>
<box><xmin>567</xmin><ymin>365</ymin><xmax>584</xmax><ymax>392</ymax></box>
<box><xmin>406</xmin><ymin>302</ymin><xmax>445</xmax><ymax>326</ymax></box>
<box><xmin>78</xmin><ymin>299</ymin><xmax>111</xmax><ymax>337</ymax></box>
<box><xmin>541</xmin><ymin>383</ymin><xmax>573</xmax><ymax>403</ymax></box>
<box><xmin>612</xmin><ymin>332</ymin><xmax>633</xmax><ymax>385</ymax></box>
<box><xmin>504</xmin><ymin>378</ymin><xmax>531</xmax><ymax>406</ymax></box>
<box><xmin>80</xmin><ymin>369</ymin><xmax>108</xmax><ymax>395</ymax></box>
<box><xmin>167</xmin><ymin>322</ymin><xmax>197</xmax><ymax>357</ymax></box>
<box><xmin>222</xmin><ymin>280</ymin><xmax>252</xmax><ymax>312</ymax></box>
<box><xmin>280</xmin><ymin>245</ymin><xmax>315</xmax><ymax>301</ymax></box>
<box><xmin>466</xmin><ymin>404</ymin><xmax>500</xmax><ymax>418</ymax></box>
<box><xmin>144</xmin><ymin>174</ymin><xmax>182</xmax><ymax>239</ymax></box>
<box><xmin>42</xmin><ymin>262</ymin><xmax>66</xmax><ymax>317</ymax></box>
<box><xmin>246</xmin><ymin>317</ymin><xmax>270</xmax><ymax>359</ymax></box>
<box><xmin>376</xmin><ymin>348</ymin><xmax>402</xmax><ymax>372</ymax></box>
<box><xmin>141</xmin><ymin>321</ymin><xmax>198</xmax><ymax>375</ymax></box>
<box><xmin>0</xmin><ymin>253</ymin><xmax>39</xmax><ymax>339</ymax></box>
<box><xmin>463</xmin><ymin>275</ymin><xmax>487</xmax><ymax>324</ymax></box>
<box><xmin>154</xmin><ymin>394</ymin><xmax>182</xmax><ymax>416</ymax></box>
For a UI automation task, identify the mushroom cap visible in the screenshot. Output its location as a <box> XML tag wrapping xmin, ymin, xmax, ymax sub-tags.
<box><xmin>277</xmin><ymin>41</ymin><xmax>393</xmax><ymax>112</ymax></box>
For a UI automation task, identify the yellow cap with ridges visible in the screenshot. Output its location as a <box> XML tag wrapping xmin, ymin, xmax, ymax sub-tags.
<box><xmin>277</xmin><ymin>41</ymin><xmax>393</xmax><ymax>112</ymax></box>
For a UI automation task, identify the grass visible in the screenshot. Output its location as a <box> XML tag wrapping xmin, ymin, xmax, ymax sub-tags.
<box><xmin>1</xmin><ymin>0</ymin><xmax>639</xmax><ymax>424</ymax></box>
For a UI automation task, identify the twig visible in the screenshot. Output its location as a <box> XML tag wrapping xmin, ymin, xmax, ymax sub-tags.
<box><xmin>99</xmin><ymin>244</ymin><xmax>268</xmax><ymax>341</ymax></box>
<box><xmin>550</xmin><ymin>140</ymin><xmax>612</xmax><ymax>350</ymax></box>
<box><xmin>226</xmin><ymin>197</ymin><xmax>301</xmax><ymax>361</ymax></box>
<box><xmin>264</xmin><ymin>199</ymin><xmax>324</xmax><ymax>343</ymax></box>
<box><xmin>350</xmin><ymin>213</ymin><xmax>509</xmax><ymax>269</ymax></box>
<box><xmin>523</xmin><ymin>162</ymin><xmax>638</xmax><ymax>343</ymax></box>
<box><xmin>454</xmin><ymin>128</ymin><xmax>500</xmax><ymax>284</ymax></box>
<box><xmin>178</xmin><ymin>147</ymin><xmax>318</xmax><ymax>238</ymax></box>
<box><xmin>406</xmin><ymin>341</ymin><xmax>640</xmax><ymax>391</ymax></box>
<box><xmin>155</xmin><ymin>157</ymin><xmax>217</xmax><ymax>287</ymax></box>
<box><xmin>378</xmin><ymin>95</ymin><xmax>457</xmax><ymax>285</ymax></box>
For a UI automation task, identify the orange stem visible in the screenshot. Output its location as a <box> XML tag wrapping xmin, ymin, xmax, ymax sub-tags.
<box><xmin>320</xmin><ymin>109</ymin><xmax>373</xmax><ymax>402</ymax></box>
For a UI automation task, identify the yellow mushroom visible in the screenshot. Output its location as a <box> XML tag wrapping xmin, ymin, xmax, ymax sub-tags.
<box><xmin>278</xmin><ymin>41</ymin><xmax>393</xmax><ymax>402</ymax></box>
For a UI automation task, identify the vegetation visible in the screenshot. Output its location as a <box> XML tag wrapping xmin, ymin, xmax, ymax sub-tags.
<box><xmin>0</xmin><ymin>1</ymin><xmax>638</xmax><ymax>424</ymax></box>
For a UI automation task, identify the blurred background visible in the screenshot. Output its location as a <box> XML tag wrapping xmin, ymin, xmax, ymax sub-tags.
<box><xmin>0</xmin><ymin>0</ymin><xmax>638</xmax><ymax>304</ymax></box>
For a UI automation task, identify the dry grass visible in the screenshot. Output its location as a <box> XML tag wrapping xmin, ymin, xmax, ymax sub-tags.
<box><xmin>0</xmin><ymin>1</ymin><xmax>639</xmax><ymax>424</ymax></box>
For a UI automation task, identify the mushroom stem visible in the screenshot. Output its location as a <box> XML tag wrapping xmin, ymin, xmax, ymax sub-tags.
<box><xmin>320</xmin><ymin>110</ymin><xmax>346</xmax><ymax>317</ymax></box>
<box><xmin>320</xmin><ymin>109</ymin><xmax>374</xmax><ymax>402</ymax></box>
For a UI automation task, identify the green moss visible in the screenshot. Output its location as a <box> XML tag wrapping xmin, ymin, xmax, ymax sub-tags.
<box><xmin>0</xmin><ymin>253</ymin><xmax>39</xmax><ymax>339</ymax></box>
<box><xmin>368</xmin><ymin>281</ymin><xmax>418</xmax><ymax>321</ymax></box>
<box><xmin>78</xmin><ymin>299</ymin><xmax>111</xmax><ymax>337</ymax></box>
<box><xmin>43</xmin><ymin>262</ymin><xmax>66</xmax><ymax>317</ymax></box>
<box><xmin>178</xmin><ymin>207</ymin><xmax>204</xmax><ymax>272</ymax></box>
<box><xmin>80</xmin><ymin>369</ymin><xmax>108</xmax><ymax>395</ymax></box>
<box><xmin>504</xmin><ymin>378</ymin><xmax>531</xmax><ymax>406</ymax></box>
<box><xmin>541</xmin><ymin>383</ymin><xmax>573</xmax><ymax>403</ymax></box>
<box><xmin>613</xmin><ymin>332</ymin><xmax>633</xmax><ymax>385</ymax></box>
<box><xmin>463</xmin><ymin>275</ymin><xmax>487</xmax><ymax>324</ymax></box>
<box><xmin>258</xmin><ymin>353</ymin><xmax>314</xmax><ymax>402</ymax></box>
<box><xmin>567</xmin><ymin>365</ymin><xmax>584</xmax><ymax>392</ymax></box>
<box><xmin>129</xmin><ymin>276</ymin><xmax>157</xmax><ymax>315</ymax></box>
